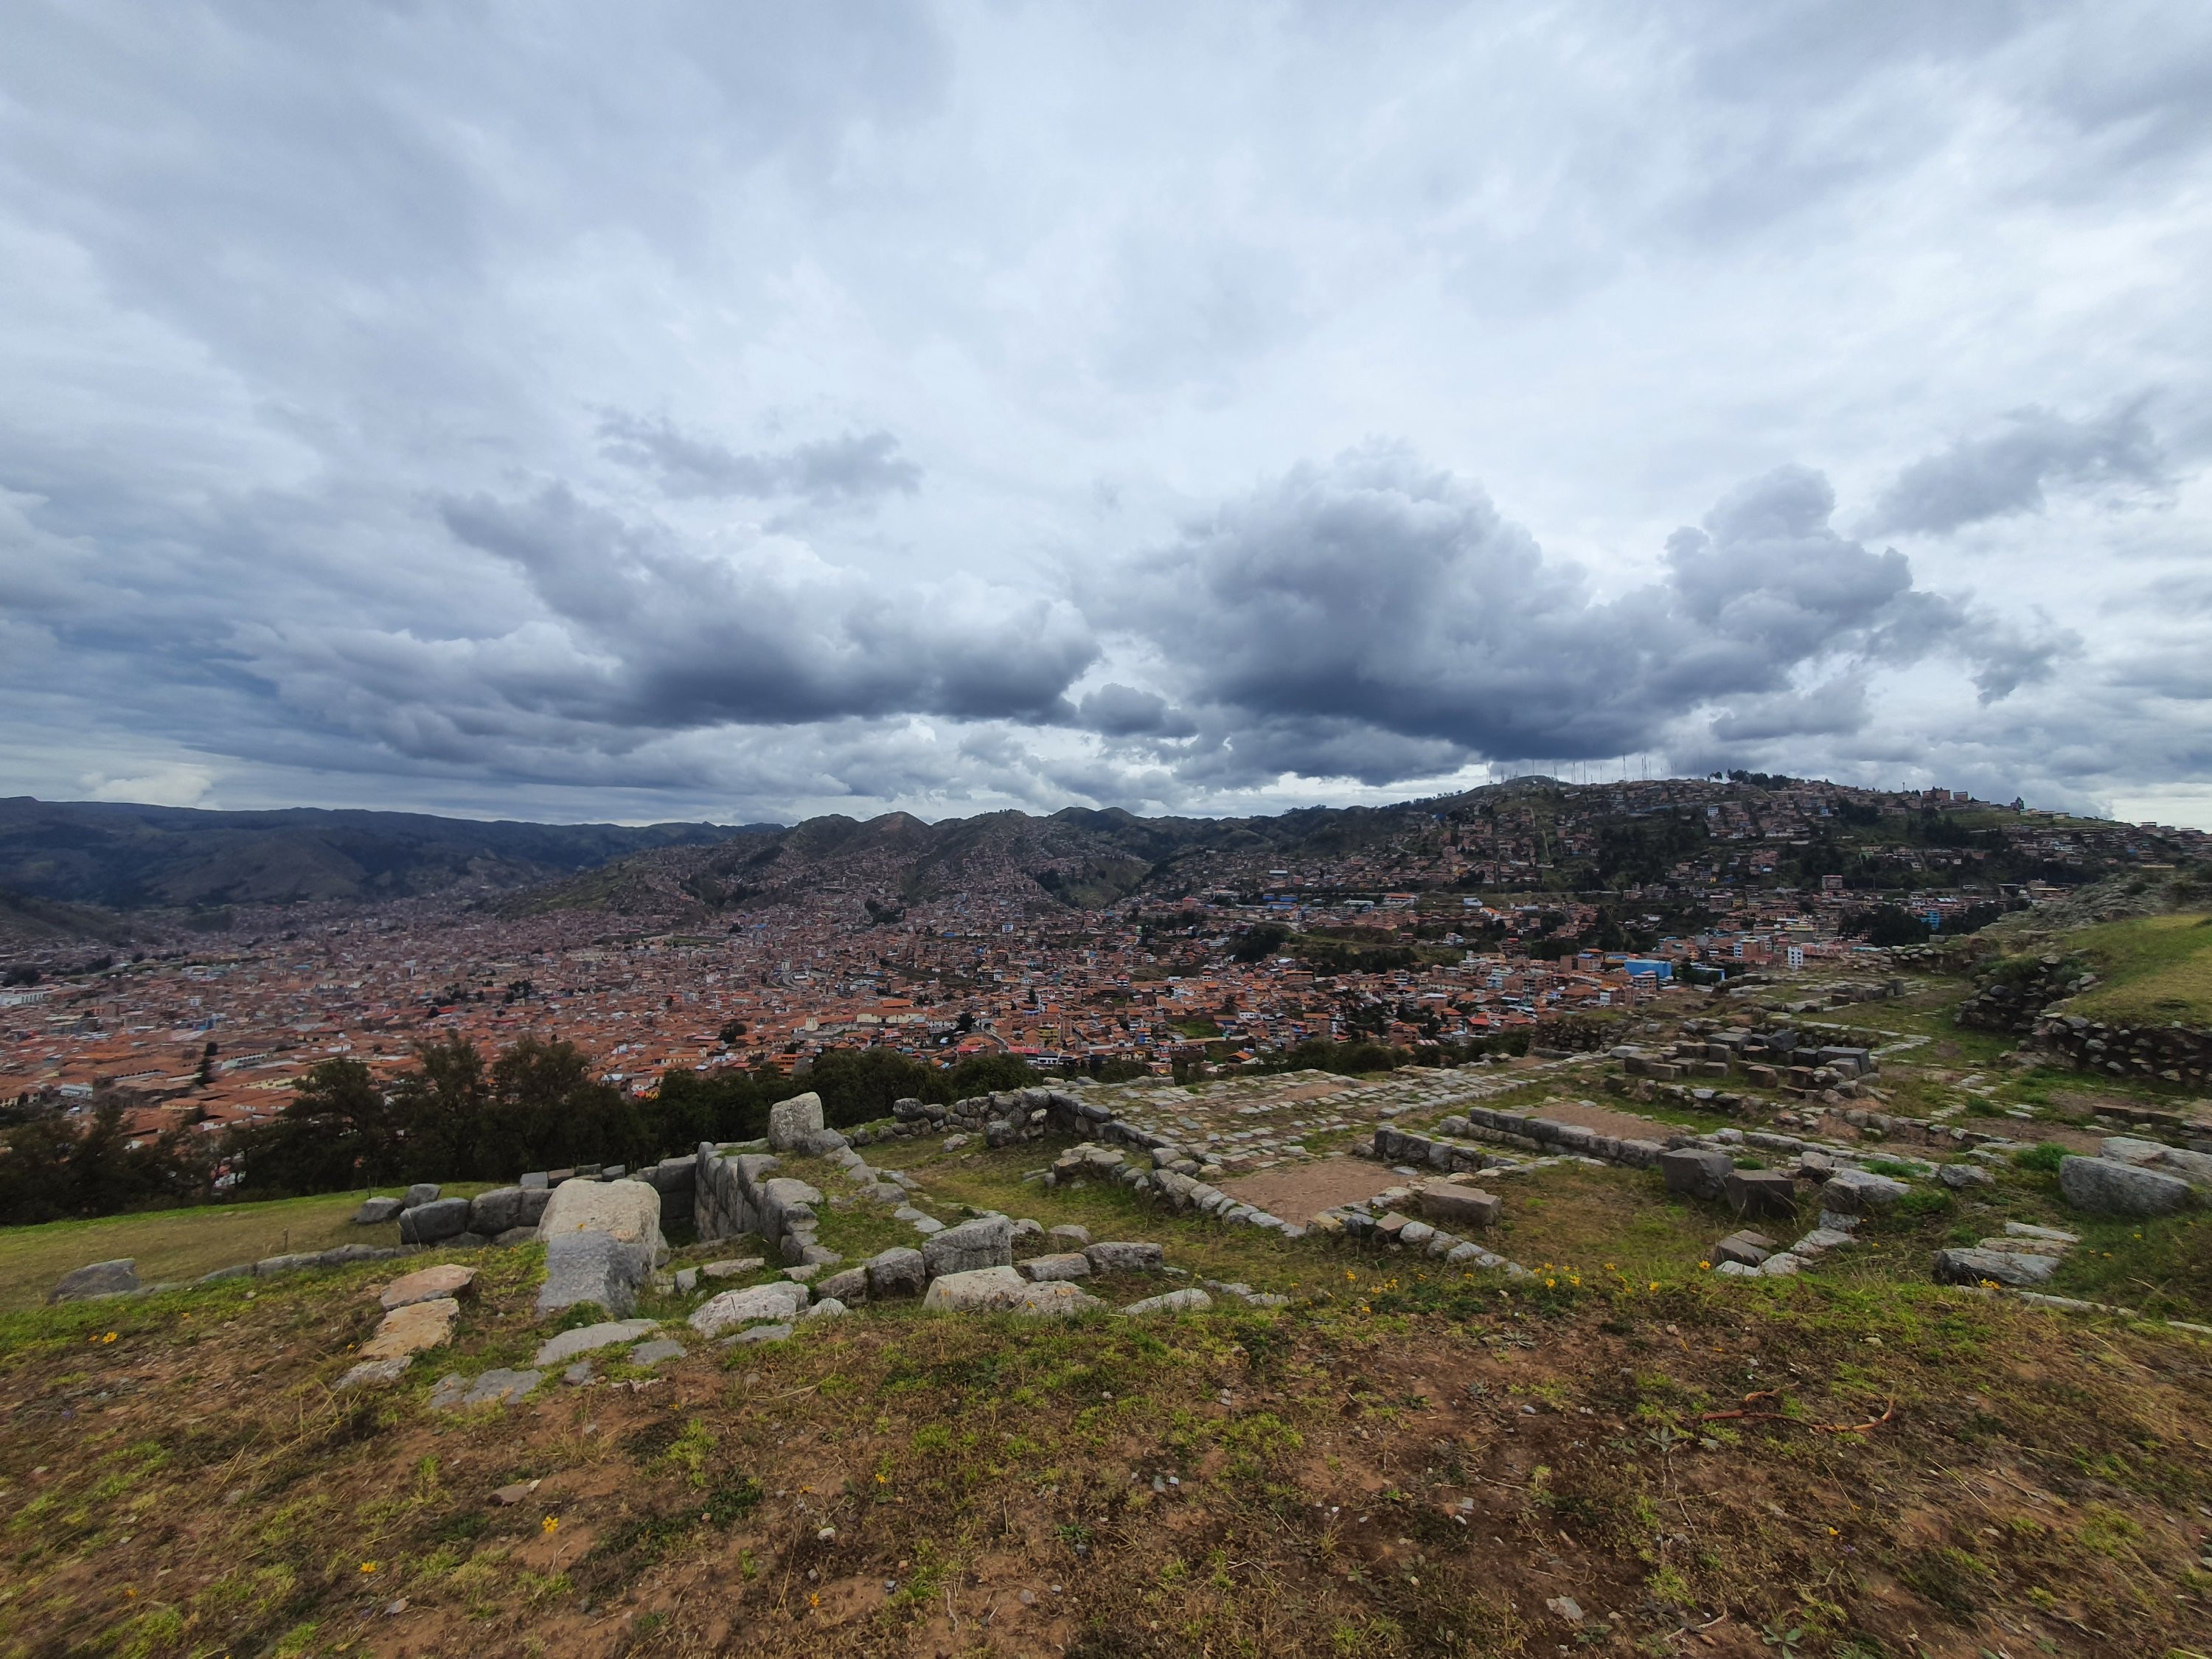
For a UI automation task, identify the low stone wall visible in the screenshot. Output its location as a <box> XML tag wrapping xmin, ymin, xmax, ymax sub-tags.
<box><xmin>2028</xmin><ymin>1015</ymin><xmax>2212</xmax><ymax>1091</ymax></box>
<box><xmin>1377</xmin><ymin>1109</ymin><xmax>1666</xmax><ymax>1173</ymax></box>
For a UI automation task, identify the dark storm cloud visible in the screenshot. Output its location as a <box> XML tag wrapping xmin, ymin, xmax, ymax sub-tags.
<box><xmin>1106</xmin><ymin>448</ymin><xmax>2042</xmax><ymax>786</ymax></box>
<box><xmin>1074</xmin><ymin>684</ymin><xmax>1196</xmax><ymax>738</ymax></box>
<box><xmin>434</xmin><ymin>486</ymin><xmax>1093</xmax><ymax>733</ymax></box>
<box><xmin>599</xmin><ymin>414</ymin><xmax>922</xmax><ymax>505</ymax></box>
<box><xmin>1867</xmin><ymin>403</ymin><xmax>2169</xmax><ymax>535</ymax></box>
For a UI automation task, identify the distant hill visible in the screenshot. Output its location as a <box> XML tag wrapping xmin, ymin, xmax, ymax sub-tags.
<box><xmin>0</xmin><ymin>799</ymin><xmax>777</xmax><ymax>911</ymax></box>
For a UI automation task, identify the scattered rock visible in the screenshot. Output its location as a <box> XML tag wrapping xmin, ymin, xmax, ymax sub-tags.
<box><xmin>563</xmin><ymin>1361</ymin><xmax>595</xmax><ymax>1385</ymax></box>
<box><xmin>1938</xmin><ymin>1164</ymin><xmax>1994</xmax><ymax>1189</ymax></box>
<box><xmin>1659</xmin><ymin>1147</ymin><xmax>1733</xmax><ymax>1200</ymax></box>
<box><xmin>727</xmin><ymin>1322</ymin><xmax>793</xmax><ymax>1345</ymax></box>
<box><xmin>47</xmin><ymin>1259</ymin><xmax>137</xmax><ymax>1304</ymax></box>
<box><xmin>866</xmin><ymin>1247</ymin><xmax>928</xmax><ymax>1299</ymax></box>
<box><xmin>1933</xmin><ymin>1247</ymin><xmax>2061</xmax><ymax>1288</ymax></box>
<box><xmin>2099</xmin><ymin>1136</ymin><xmax>2212</xmax><ymax>1189</ymax></box>
<box><xmin>359</xmin><ymin>1297</ymin><xmax>460</xmax><ymax>1363</ymax></box>
<box><xmin>1545</xmin><ymin>1596</ymin><xmax>1584</xmax><ymax>1624</ymax></box>
<box><xmin>702</xmin><ymin>1258</ymin><xmax>765</xmax><ymax>1279</ymax></box>
<box><xmin>1047</xmin><ymin>1223</ymin><xmax>1092</xmax><ymax>1247</ymax></box>
<box><xmin>921</xmin><ymin>1265</ymin><xmax>1102</xmax><ymax>1315</ymax></box>
<box><xmin>1820</xmin><ymin>1169</ymin><xmax>1910</xmax><ymax>1214</ymax></box>
<box><xmin>1121</xmin><ymin>1288</ymin><xmax>1212</xmax><ymax>1315</ymax></box>
<box><xmin>1020</xmin><ymin>1253</ymin><xmax>1092</xmax><ymax>1282</ymax></box>
<box><xmin>673</xmin><ymin>1267</ymin><xmax>698</xmax><ymax>1294</ymax></box>
<box><xmin>334</xmin><ymin>1357</ymin><xmax>411</xmax><ymax>1391</ymax></box>
<box><xmin>1082</xmin><ymin>1240</ymin><xmax>1165</xmax><ymax>1274</ymax></box>
<box><xmin>922</xmin><ymin>1216</ymin><xmax>1014</xmax><ymax>1279</ymax></box>
<box><xmin>1756</xmin><ymin>1253</ymin><xmax>1804</xmax><ymax>1276</ymax></box>
<box><xmin>1711</xmin><ymin>1230</ymin><xmax>1776</xmax><ymax>1267</ymax></box>
<box><xmin>2059</xmin><ymin>1155</ymin><xmax>2196</xmax><ymax>1217</ymax></box>
<box><xmin>803</xmin><ymin>1298</ymin><xmax>848</xmax><ymax>1319</ymax></box>
<box><xmin>815</xmin><ymin>1267</ymin><xmax>869</xmax><ymax>1304</ymax></box>
<box><xmin>401</xmin><ymin>1182</ymin><xmax>441</xmax><ymax>1209</ymax></box>
<box><xmin>689</xmin><ymin>1281</ymin><xmax>811</xmax><ymax>1338</ymax></box>
<box><xmin>380</xmin><ymin>1264</ymin><xmax>477</xmax><ymax>1311</ymax></box>
<box><xmin>1418</xmin><ymin>1186</ymin><xmax>1500</xmax><ymax>1229</ymax></box>
<box><xmin>533</xmin><ymin>1318</ymin><xmax>660</xmax><ymax>1368</ymax></box>
<box><xmin>629</xmin><ymin>1338</ymin><xmax>686</xmax><ymax>1365</ymax></box>
<box><xmin>429</xmin><ymin>1368</ymin><xmax>540</xmax><ymax>1411</ymax></box>
<box><xmin>352</xmin><ymin>1197</ymin><xmax>405</xmax><ymax>1225</ymax></box>
<box><xmin>491</xmin><ymin>1479</ymin><xmax>541</xmax><ymax>1506</ymax></box>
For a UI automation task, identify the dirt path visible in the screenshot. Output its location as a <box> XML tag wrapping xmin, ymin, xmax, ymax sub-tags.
<box><xmin>1515</xmin><ymin>1097</ymin><xmax>1684</xmax><ymax>1143</ymax></box>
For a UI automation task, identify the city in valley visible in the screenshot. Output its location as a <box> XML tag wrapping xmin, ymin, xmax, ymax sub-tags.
<box><xmin>6</xmin><ymin>775</ymin><xmax>2201</xmax><ymax>1147</ymax></box>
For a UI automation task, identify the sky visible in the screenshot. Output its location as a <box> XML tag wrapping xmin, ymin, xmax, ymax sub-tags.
<box><xmin>3</xmin><ymin>1</ymin><xmax>2210</xmax><ymax>830</ymax></box>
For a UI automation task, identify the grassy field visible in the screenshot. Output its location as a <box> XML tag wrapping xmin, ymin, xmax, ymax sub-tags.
<box><xmin>0</xmin><ymin>1185</ymin><xmax>493</xmax><ymax>1314</ymax></box>
<box><xmin>3</xmin><ymin>1206</ymin><xmax>2209</xmax><ymax>1658</ymax></box>
<box><xmin>2057</xmin><ymin>911</ymin><xmax>2212</xmax><ymax>1025</ymax></box>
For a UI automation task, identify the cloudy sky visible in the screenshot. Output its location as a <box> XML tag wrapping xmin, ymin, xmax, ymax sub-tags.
<box><xmin>4</xmin><ymin>2</ymin><xmax>2209</xmax><ymax>828</ymax></box>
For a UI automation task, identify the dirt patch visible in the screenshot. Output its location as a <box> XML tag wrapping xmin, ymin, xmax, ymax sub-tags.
<box><xmin>1519</xmin><ymin>1097</ymin><xmax>1686</xmax><ymax>1143</ymax></box>
<box><xmin>1214</xmin><ymin>1154</ymin><xmax>1387</xmax><ymax>1222</ymax></box>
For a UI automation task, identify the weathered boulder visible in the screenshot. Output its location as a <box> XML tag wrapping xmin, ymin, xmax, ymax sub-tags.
<box><xmin>1933</xmin><ymin>1247</ymin><xmax>2060</xmax><ymax>1288</ymax></box>
<box><xmin>534</xmin><ymin>1318</ymin><xmax>660</xmax><ymax>1368</ymax></box>
<box><xmin>401</xmin><ymin>1182</ymin><xmax>441</xmax><ymax>1209</ymax></box>
<box><xmin>535</xmin><ymin>1178</ymin><xmax>664</xmax><ymax>1248</ymax></box>
<box><xmin>1082</xmin><ymin>1240</ymin><xmax>1165</xmax><ymax>1274</ymax></box>
<box><xmin>1020</xmin><ymin>1252</ymin><xmax>1092</xmax><ymax>1282</ymax></box>
<box><xmin>352</xmin><ymin>1197</ymin><xmax>405</xmax><ymax>1225</ymax></box>
<box><xmin>358</xmin><ymin>1296</ymin><xmax>460</xmax><ymax>1363</ymax></box>
<box><xmin>689</xmin><ymin>1281</ymin><xmax>810</xmax><ymax>1338</ymax></box>
<box><xmin>537</xmin><ymin>1230</ymin><xmax>656</xmax><ymax>1318</ymax></box>
<box><xmin>1121</xmin><ymin>1288</ymin><xmax>1212</xmax><ymax>1315</ymax></box>
<box><xmin>1712</xmin><ymin>1230</ymin><xmax>1776</xmax><ymax>1267</ymax></box>
<box><xmin>2059</xmin><ymin>1155</ymin><xmax>2195</xmax><ymax>1216</ymax></box>
<box><xmin>1820</xmin><ymin>1169</ymin><xmax>1910</xmax><ymax>1214</ymax></box>
<box><xmin>767</xmin><ymin>1091</ymin><xmax>826</xmax><ymax>1152</ymax></box>
<box><xmin>468</xmin><ymin>1187</ymin><xmax>524</xmax><ymax>1236</ymax></box>
<box><xmin>1938</xmin><ymin>1164</ymin><xmax>1994</xmax><ymax>1189</ymax></box>
<box><xmin>2099</xmin><ymin>1136</ymin><xmax>2212</xmax><ymax>1189</ymax></box>
<box><xmin>47</xmin><ymin>1259</ymin><xmax>138</xmax><ymax>1304</ymax></box>
<box><xmin>380</xmin><ymin>1264</ymin><xmax>476</xmax><ymax>1310</ymax></box>
<box><xmin>630</xmin><ymin>1338</ymin><xmax>686</xmax><ymax>1365</ymax></box>
<box><xmin>866</xmin><ymin>1246</ymin><xmax>928</xmax><ymax>1298</ymax></box>
<box><xmin>922</xmin><ymin>1266</ymin><xmax>1101</xmax><ymax>1315</ymax></box>
<box><xmin>922</xmin><ymin>1216</ymin><xmax>1014</xmax><ymax>1279</ymax></box>
<box><xmin>1659</xmin><ymin>1147</ymin><xmax>1733</xmax><ymax>1200</ymax></box>
<box><xmin>815</xmin><ymin>1267</ymin><xmax>869</xmax><ymax>1304</ymax></box>
<box><xmin>1724</xmin><ymin>1169</ymin><xmax>1800</xmax><ymax>1220</ymax></box>
<box><xmin>399</xmin><ymin>1197</ymin><xmax>472</xmax><ymax>1245</ymax></box>
<box><xmin>1047</xmin><ymin>1223</ymin><xmax>1092</xmax><ymax>1248</ymax></box>
<box><xmin>1419</xmin><ymin>1186</ymin><xmax>1501</xmax><ymax>1229</ymax></box>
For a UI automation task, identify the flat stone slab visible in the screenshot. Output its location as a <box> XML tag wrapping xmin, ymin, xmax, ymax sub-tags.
<box><xmin>689</xmin><ymin>1281</ymin><xmax>810</xmax><ymax>1338</ymax></box>
<box><xmin>921</xmin><ymin>1265</ymin><xmax>1102</xmax><ymax>1315</ymax></box>
<box><xmin>1121</xmin><ymin>1288</ymin><xmax>1213</xmax><ymax>1315</ymax></box>
<box><xmin>48</xmin><ymin>1259</ymin><xmax>137</xmax><ymax>1304</ymax></box>
<box><xmin>629</xmin><ymin>1338</ymin><xmax>686</xmax><ymax>1365</ymax></box>
<box><xmin>2059</xmin><ymin>1155</ymin><xmax>2196</xmax><ymax>1216</ymax></box>
<box><xmin>1933</xmin><ymin>1247</ymin><xmax>2061</xmax><ymax>1289</ymax></box>
<box><xmin>534</xmin><ymin>1318</ymin><xmax>659</xmax><ymax>1368</ymax></box>
<box><xmin>429</xmin><ymin>1368</ymin><xmax>541</xmax><ymax>1411</ymax></box>
<box><xmin>359</xmin><ymin>1297</ymin><xmax>459</xmax><ymax>1362</ymax></box>
<box><xmin>334</xmin><ymin>1357</ymin><xmax>411</xmax><ymax>1391</ymax></box>
<box><xmin>702</xmin><ymin>1258</ymin><xmax>765</xmax><ymax>1279</ymax></box>
<box><xmin>380</xmin><ymin>1264</ymin><xmax>478</xmax><ymax>1310</ymax></box>
<box><xmin>726</xmin><ymin>1322</ymin><xmax>793</xmax><ymax>1345</ymax></box>
<box><xmin>1020</xmin><ymin>1253</ymin><xmax>1092</xmax><ymax>1282</ymax></box>
<box><xmin>1082</xmin><ymin>1241</ymin><xmax>1165</xmax><ymax>1273</ymax></box>
<box><xmin>1419</xmin><ymin>1186</ymin><xmax>1501</xmax><ymax>1228</ymax></box>
<box><xmin>1712</xmin><ymin>1230</ymin><xmax>1776</xmax><ymax>1267</ymax></box>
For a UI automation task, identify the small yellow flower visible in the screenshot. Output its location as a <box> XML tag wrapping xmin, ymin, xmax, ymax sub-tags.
<box><xmin>1604</xmin><ymin>1262</ymin><xmax>1615</xmax><ymax>1271</ymax></box>
<box><xmin>360</xmin><ymin>1561</ymin><xmax>377</xmax><ymax>1573</ymax></box>
<box><xmin>1545</xmin><ymin>1279</ymin><xmax>1557</xmax><ymax>1289</ymax></box>
<box><xmin>541</xmin><ymin>1515</ymin><xmax>558</xmax><ymax>1534</ymax></box>
<box><xmin>1698</xmin><ymin>1261</ymin><xmax>1711</xmax><ymax>1271</ymax></box>
<box><xmin>1649</xmin><ymin>1281</ymin><xmax>1660</xmax><ymax>1292</ymax></box>
<box><xmin>810</xmin><ymin>1592</ymin><xmax>821</xmax><ymax>1609</ymax></box>
<box><xmin>1827</xmin><ymin>1526</ymin><xmax>1840</xmax><ymax>1537</ymax></box>
<box><xmin>875</xmin><ymin>1472</ymin><xmax>888</xmax><ymax>1485</ymax></box>
<box><xmin>102</xmin><ymin>1332</ymin><xmax>117</xmax><ymax>1344</ymax></box>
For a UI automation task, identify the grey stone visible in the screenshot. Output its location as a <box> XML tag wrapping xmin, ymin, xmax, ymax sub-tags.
<box><xmin>519</xmin><ymin>1172</ymin><xmax>549</xmax><ymax>1190</ymax></box>
<box><xmin>428</xmin><ymin>1368</ymin><xmax>541</xmax><ymax>1411</ymax></box>
<box><xmin>468</xmin><ymin>1187</ymin><xmax>524</xmax><ymax>1235</ymax></box>
<box><xmin>767</xmin><ymin>1091</ymin><xmax>826</xmax><ymax>1152</ymax></box>
<box><xmin>493</xmin><ymin>1226</ymin><xmax>538</xmax><ymax>1247</ymax></box>
<box><xmin>921</xmin><ymin>1266</ymin><xmax>1102</xmax><ymax>1315</ymax></box>
<box><xmin>399</xmin><ymin>1197</ymin><xmax>471</xmax><ymax>1245</ymax></box>
<box><xmin>536</xmin><ymin>1178</ymin><xmax>664</xmax><ymax>1249</ymax></box>
<box><xmin>1082</xmin><ymin>1240</ymin><xmax>1164</xmax><ymax>1273</ymax></box>
<box><xmin>534</xmin><ymin>1318</ymin><xmax>659</xmax><ymax>1368</ymax></box>
<box><xmin>2059</xmin><ymin>1155</ymin><xmax>2195</xmax><ymax>1216</ymax></box>
<box><xmin>1659</xmin><ymin>1147</ymin><xmax>1733</xmax><ymax>1200</ymax></box>
<box><xmin>1933</xmin><ymin>1247</ymin><xmax>2061</xmax><ymax>1288</ymax></box>
<box><xmin>1020</xmin><ymin>1252</ymin><xmax>1092</xmax><ymax>1282</ymax></box>
<box><xmin>1713</xmin><ymin>1260</ymin><xmax>1759</xmax><ymax>1278</ymax></box>
<box><xmin>563</xmin><ymin>1360</ymin><xmax>595</xmax><ymax>1385</ymax></box>
<box><xmin>1756</xmin><ymin>1252</ymin><xmax>1804</xmax><ymax>1276</ymax></box>
<box><xmin>2006</xmin><ymin>1220</ymin><xmax>2079</xmax><ymax>1242</ymax></box>
<box><xmin>1121</xmin><ymin>1288</ymin><xmax>1212</xmax><ymax>1315</ymax></box>
<box><xmin>689</xmin><ymin>1281</ymin><xmax>810</xmax><ymax>1338</ymax></box>
<box><xmin>517</xmin><ymin>1186</ymin><xmax>552</xmax><ymax>1227</ymax></box>
<box><xmin>1724</xmin><ymin>1169</ymin><xmax>1800</xmax><ymax>1220</ymax></box>
<box><xmin>1048</xmin><ymin>1223</ymin><xmax>1091</xmax><ymax>1247</ymax></box>
<box><xmin>401</xmin><ymin>1182</ymin><xmax>441</xmax><ymax>1209</ymax></box>
<box><xmin>1790</xmin><ymin>1228</ymin><xmax>1857</xmax><ymax>1260</ymax></box>
<box><xmin>1938</xmin><ymin>1164</ymin><xmax>1994</xmax><ymax>1189</ymax></box>
<box><xmin>1712</xmin><ymin>1230</ymin><xmax>1776</xmax><ymax>1267</ymax></box>
<box><xmin>816</xmin><ymin>1267</ymin><xmax>869</xmax><ymax>1304</ymax></box>
<box><xmin>866</xmin><ymin>1246</ymin><xmax>928</xmax><ymax>1298</ymax></box>
<box><xmin>922</xmin><ymin>1216</ymin><xmax>1013</xmax><ymax>1279</ymax></box>
<box><xmin>630</xmin><ymin>1338</ymin><xmax>686</xmax><ymax>1365</ymax></box>
<box><xmin>803</xmin><ymin>1298</ymin><xmax>848</xmax><ymax>1319</ymax></box>
<box><xmin>334</xmin><ymin>1357</ymin><xmax>411</xmax><ymax>1390</ymax></box>
<box><xmin>674</xmin><ymin>1267</ymin><xmax>698</xmax><ymax>1293</ymax></box>
<box><xmin>47</xmin><ymin>1259</ymin><xmax>139</xmax><ymax>1303</ymax></box>
<box><xmin>1820</xmin><ymin>1169</ymin><xmax>1910</xmax><ymax>1214</ymax></box>
<box><xmin>2100</xmin><ymin>1136</ymin><xmax>2212</xmax><ymax>1188</ymax></box>
<box><xmin>535</xmin><ymin>1229</ymin><xmax>656</xmax><ymax>1318</ymax></box>
<box><xmin>1419</xmin><ymin>1186</ymin><xmax>1500</xmax><ymax>1228</ymax></box>
<box><xmin>797</xmin><ymin>1127</ymin><xmax>850</xmax><ymax>1157</ymax></box>
<box><xmin>352</xmin><ymin>1197</ymin><xmax>405</xmax><ymax>1225</ymax></box>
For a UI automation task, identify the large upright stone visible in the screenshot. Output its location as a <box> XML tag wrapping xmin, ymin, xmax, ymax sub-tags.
<box><xmin>922</xmin><ymin>1216</ymin><xmax>1014</xmax><ymax>1279</ymax></box>
<box><xmin>768</xmin><ymin>1091</ymin><xmax>827</xmax><ymax>1152</ymax></box>
<box><xmin>536</xmin><ymin>1177</ymin><xmax>664</xmax><ymax>1249</ymax></box>
<box><xmin>2059</xmin><ymin>1155</ymin><xmax>2195</xmax><ymax>1217</ymax></box>
<box><xmin>398</xmin><ymin>1197</ymin><xmax>471</xmax><ymax>1245</ymax></box>
<box><xmin>48</xmin><ymin>1259</ymin><xmax>137</xmax><ymax>1303</ymax></box>
<box><xmin>1419</xmin><ymin>1186</ymin><xmax>1501</xmax><ymax>1229</ymax></box>
<box><xmin>866</xmin><ymin>1246</ymin><xmax>928</xmax><ymax>1298</ymax></box>
<box><xmin>1658</xmin><ymin>1147</ymin><xmax>1733</xmax><ymax>1201</ymax></box>
<box><xmin>538</xmin><ymin>1230</ymin><xmax>656</xmax><ymax>1318</ymax></box>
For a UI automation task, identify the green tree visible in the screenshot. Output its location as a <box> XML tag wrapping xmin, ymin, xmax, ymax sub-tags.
<box><xmin>232</xmin><ymin>1059</ymin><xmax>395</xmax><ymax>1194</ymax></box>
